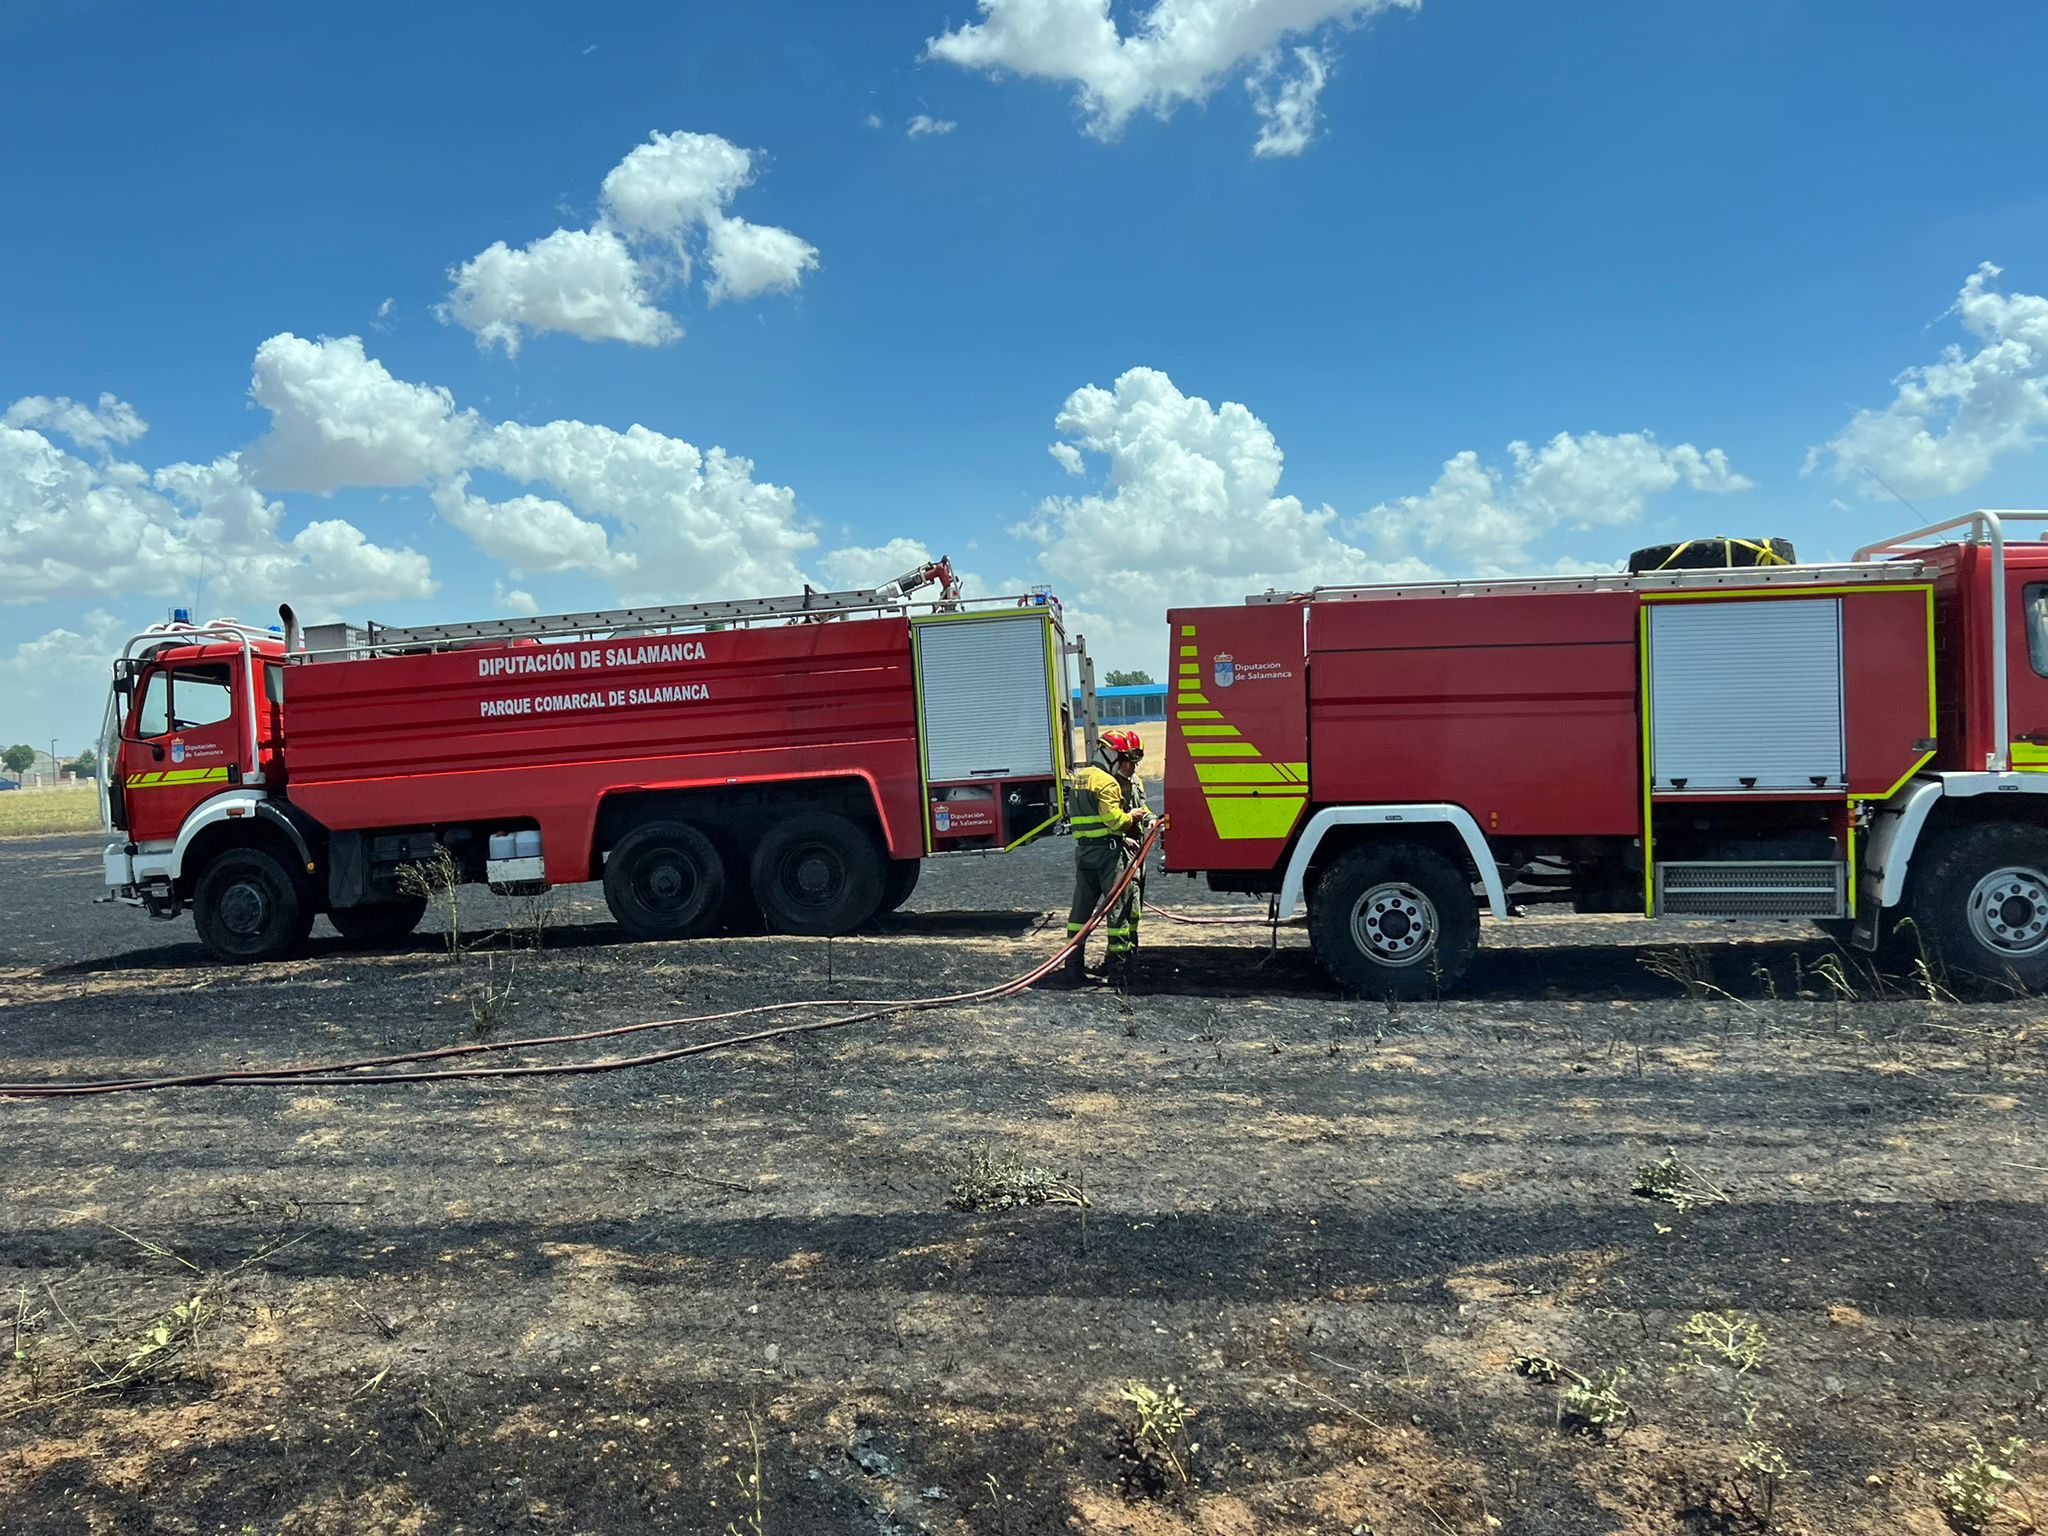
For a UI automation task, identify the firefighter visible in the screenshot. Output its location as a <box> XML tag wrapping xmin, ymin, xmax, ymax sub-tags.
<box><xmin>1050</xmin><ymin>727</ymin><xmax>1151</xmax><ymax>986</ymax></box>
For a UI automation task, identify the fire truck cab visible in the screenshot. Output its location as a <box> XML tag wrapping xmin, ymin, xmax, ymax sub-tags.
<box><xmin>1163</xmin><ymin>511</ymin><xmax>2048</xmax><ymax>997</ymax></box>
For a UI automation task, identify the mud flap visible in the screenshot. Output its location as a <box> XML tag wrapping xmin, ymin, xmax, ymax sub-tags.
<box><xmin>1849</xmin><ymin>906</ymin><xmax>1881</xmax><ymax>952</ymax></box>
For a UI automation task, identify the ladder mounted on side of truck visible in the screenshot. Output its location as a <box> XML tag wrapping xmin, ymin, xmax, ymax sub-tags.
<box><xmin>291</xmin><ymin>559</ymin><xmax>967</xmax><ymax>660</ymax></box>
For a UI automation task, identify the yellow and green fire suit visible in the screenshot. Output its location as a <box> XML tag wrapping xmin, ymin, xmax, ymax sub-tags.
<box><xmin>1068</xmin><ymin>762</ymin><xmax>1141</xmax><ymax>959</ymax></box>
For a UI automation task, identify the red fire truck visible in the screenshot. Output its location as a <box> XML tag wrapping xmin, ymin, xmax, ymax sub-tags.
<box><xmin>98</xmin><ymin>561</ymin><xmax>1089</xmax><ymax>963</ymax></box>
<box><xmin>1163</xmin><ymin>511</ymin><xmax>2048</xmax><ymax>997</ymax></box>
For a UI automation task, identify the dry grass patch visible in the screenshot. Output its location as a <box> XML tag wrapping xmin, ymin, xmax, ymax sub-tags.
<box><xmin>0</xmin><ymin>788</ymin><xmax>101</xmax><ymax>838</ymax></box>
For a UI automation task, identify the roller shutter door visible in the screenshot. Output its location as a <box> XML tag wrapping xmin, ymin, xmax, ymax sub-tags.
<box><xmin>1649</xmin><ymin>598</ymin><xmax>1843</xmax><ymax>790</ymax></box>
<box><xmin>916</xmin><ymin>615</ymin><xmax>1055</xmax><ymax>782</ymax></box>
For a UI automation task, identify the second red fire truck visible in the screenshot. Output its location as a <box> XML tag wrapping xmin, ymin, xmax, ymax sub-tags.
<box><xmin>1163</xmin><ymin>511</ymin><xmax>2048</xmax><ymax>996</ymax></box>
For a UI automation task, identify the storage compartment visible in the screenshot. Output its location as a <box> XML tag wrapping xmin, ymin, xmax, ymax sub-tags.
<box><xmin>913</xmin><ymin>614</ymin><xmax>1057</xmax><ymax>783</ymax></box>
<box><xmin>1649</xmin><ymin>599</ymin><xmax>1844</xmax><ymax>790</ymax></box>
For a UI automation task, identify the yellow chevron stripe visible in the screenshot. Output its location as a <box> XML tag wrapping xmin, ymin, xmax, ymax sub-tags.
<box><xmin>1188</xmin><ymin>742</ymin><xmax>1260</xmax><ymax>757</ymax></box>
<box><xmin>1204</xmin><ymin>793</ymin><xmax>1308</xmax><ymax>840</ymax></box>
<box><xmin>1180</xmin><ymin>724</ymin><xmax>1242</xmax><ymax>737</ymax></box>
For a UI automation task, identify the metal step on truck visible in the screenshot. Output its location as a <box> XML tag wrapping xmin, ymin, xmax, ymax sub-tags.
<box><xmin>1162</xmin><ymin>510</ymin><xmax>2048</xmax><ymax>997</ymax></box>
<box><xmin>98</xmin><ymin>560</ymin><xmax>1096</xmax><ymax>963</ymax></box>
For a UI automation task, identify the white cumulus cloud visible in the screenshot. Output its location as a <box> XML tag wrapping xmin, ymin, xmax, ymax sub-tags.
<box><xmin>0</xmin><ymin>409</ymin><xmax>435</xmax><ymax>615</ymax></box>
<box><xmin>600</xmin><ymin>130</ymin><xmax>755</xmax><ymax>246</ymax></box>
<box><xmin>1371</xmin><ymin>431</ymin><xmax>1754</xmax><ymax>572</ymax></box>
<box><xmin>1017</xmin><ymin>366</ymin><xmax>1399</xmax><ymax>664</ymax></box>
<box><xmin>925</xmin><ymin>0</ymin><xmax>1415</xmax><ymax>153</ymax></box>
<box><xmin>233</xmin><ymin>332</ymin><xmax>820</xmax><ymax>604</ymax></box>
<box><xmin>1808</xmin><ymin>262</ymin><xmax>2048</xmax><ymax>499</ymax></box>
<box><xmin>444</xmin><ymin>129</ymin><xmax>817</xmax><ymax>354</ymax></box>
<box><xmin>244</xmin><ymin>333</ymin><xmax>476</xmax><ymax>492</ymax></box>
<box><xmin>2</xmin><ymin>392</ymin><xmax>148</xmax><ymax>453</ymax></box>
<box><xmin>430</xmin><ymin>475</ymin><xmax>636</xmax><ymax>577</ymax></box>
<box><xmin>704</xmin><ymin>216</ymin><xmax>821</xmax><ymax>304</ymax></box>
<box><xmin>445</xmin><ymin>227</ymin><xmax>679</xmax><ymax>356</ymax></box>
<box><xmin>907</xmin><ymin>114</ymin><xmax>957</xmax><ymax>137</ymax></box>
<box><xmin>477</xmin><ymin>416</ymin><xmax>814</xmax><ymax>600</ymax></box>
<box><xmin>493</xmin><ymin>582</ymin><xmax>540</xmax><ymax>616</ymax></box>
<box><xmin>1021</xmin><ymin>367</ymin><xmax>1751</xmax><ymax>670</ymax></box>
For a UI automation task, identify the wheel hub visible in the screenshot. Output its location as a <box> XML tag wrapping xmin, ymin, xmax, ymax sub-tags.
<box><xmin>635</xmin><ymin>851</ymin><xmax>697</xmax><ymax>912</ymax></box>
<box><xmin>218</xmin><ymin>880</ymin><xmax>269</xmax><ymax>937</ymax></box>
<box><xmin>1350</xmin><ymin>881</ymin><xmax>1438</xmax><ymax>968</ymax></box>
<box><xmin>787</xmin><ymin>845</ymin><xmax>844</xmax><ymax>906</ymax></box>
<box><xmin>1967</xmin><ymin>866</ymin><xmax>2048</xmax><ymax>956</ymax></box>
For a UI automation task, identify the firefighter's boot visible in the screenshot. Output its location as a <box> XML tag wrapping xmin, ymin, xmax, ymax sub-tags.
<box><xmin>1039</xmin><ymin>947</ymin><xmax>1091</xmax><ymax>989</ymax></box>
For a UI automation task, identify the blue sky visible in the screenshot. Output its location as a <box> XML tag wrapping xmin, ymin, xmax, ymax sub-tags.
<box><xmin>5</xmin><ymin>1</ymin><xmax>2048</xmax><ymax>753</ymax></box>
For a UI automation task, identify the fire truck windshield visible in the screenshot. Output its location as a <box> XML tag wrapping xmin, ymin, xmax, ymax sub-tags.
<box><xmin>134</xmin><ymin>663</ymin><xmax>235</xmax><ymax>736</ymax></box>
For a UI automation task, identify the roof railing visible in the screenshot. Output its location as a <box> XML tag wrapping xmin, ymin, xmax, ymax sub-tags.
<box><xmin>1248</xmin><ymin>559</ymin><xmax>1922</xmax><ymax>607</ymax></box>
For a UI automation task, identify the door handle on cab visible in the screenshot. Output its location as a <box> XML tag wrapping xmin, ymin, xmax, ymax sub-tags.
<box><xmin>2019</xmin><ymin>732</ymin><xmax>2048</xmax><ymax>746</ymax></box>
<box><xmin>151</xmin><ymin>745</ymin><xmax>165</xmax><ymax>761</ymax></box>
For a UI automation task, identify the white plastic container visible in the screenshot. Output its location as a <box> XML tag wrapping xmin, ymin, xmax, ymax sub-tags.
<box><xmin>514</xmin><ymin>829</ymin><xmax>542</xmax><ymax>859</ymax></box>
<box><xmin>488</xmin><ymin>831</ymin><xmax>516</xmax><ymax>861</ymax></box>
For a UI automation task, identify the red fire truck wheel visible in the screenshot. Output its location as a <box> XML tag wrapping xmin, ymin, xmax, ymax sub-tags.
<box><xmin>750</xmin><ymin>812</ymin><xmax>885</xmax><ymax>936</ymax></box>
<box><xmin>1307</xmin><ymin>842</ymin><xmax>1480</xmax><ymax>999</ymax></box>
<box><xmin>602</xmin><ymin>820</ymin><xmax>727</xmax><ymax>941</ymax></box>
<box><xmin>192</xmin><ymin>845</ymin><xmax>315</xmax><ymax>964</ymax></box>
<box><xmin>1905</xmin><ymin>823</ymin><xmax>2048</xmax><ymax>994</ymax></box>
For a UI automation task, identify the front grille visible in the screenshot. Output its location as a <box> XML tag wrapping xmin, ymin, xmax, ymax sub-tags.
<box><xmin>1655</xmin><ymin>861</ymin><xmax>1844</xmax><ymax>920</ymax></box>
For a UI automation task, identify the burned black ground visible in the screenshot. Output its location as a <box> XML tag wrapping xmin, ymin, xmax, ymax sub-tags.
<box><xmin>2</xmin><ymin>831</ymin><xmax>2043</xmax><ymax>1535</ymax></box>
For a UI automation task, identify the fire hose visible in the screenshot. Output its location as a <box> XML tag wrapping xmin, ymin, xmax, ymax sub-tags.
<box><xmin>0</xmin><ymin>821</ymin><xmax>1170</xmax><ymax>1100</ymax></box>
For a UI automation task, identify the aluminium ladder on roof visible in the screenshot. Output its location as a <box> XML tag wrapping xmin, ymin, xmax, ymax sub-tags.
<box><xmin>301</xmin><ymin>561</ymin><xmax>963</xmax><ymax>658</ymax></box>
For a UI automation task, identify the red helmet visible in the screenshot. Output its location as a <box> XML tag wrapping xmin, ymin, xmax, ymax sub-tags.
<box><xmin>1100</xmin><ymin>728</ymin><xmax>1144</xmax><ymax>760</ymax></box>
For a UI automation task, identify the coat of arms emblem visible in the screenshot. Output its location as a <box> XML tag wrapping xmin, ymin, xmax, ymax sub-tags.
<box><xmin>1213</xmin><ymin>653</ymin><xmax>1235</xmax><ymax>688</ymax></box>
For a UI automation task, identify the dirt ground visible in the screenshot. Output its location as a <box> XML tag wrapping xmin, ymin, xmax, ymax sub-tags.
<box><xmin>2</xmin><ymin>830</ymin><xmax>2043</xmax><ymax>1536</ymax></box>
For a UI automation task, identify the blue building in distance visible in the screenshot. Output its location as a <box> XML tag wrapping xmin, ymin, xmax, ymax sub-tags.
<box><xmin>1073</xmin><ymin>682</ymin><xmax>1167</xmax><ymax>725</ymax></box>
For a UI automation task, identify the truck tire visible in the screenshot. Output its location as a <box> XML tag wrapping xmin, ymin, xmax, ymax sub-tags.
<box><xmin>329</xmin><ymin>898</ymin><xmax>427</xmax><ymax>947</ymax></box>
<box><xmin>1902</xmin><ymin>824</ymin><xmax>2048</xmax><ymax>995</ymax></box>
<box><xmin>880</xmin><ymin>858</ymin><xmax>921</xmax><ymax>914</ymax></box>
<box><xmin>1307</xmin><ymin>841</ymin><xmax>1480</xmax><ymax>999</ymax></box>
<box><xmin>603</xmin><ymin>820</ymin><xmax>726</xmax><ymax>941</ymax></box>
<box><xmin>1626</xmin><ymin>536</ymin><xmax>1796</xmax><ymax>573</ymax></box>
<box><xmin>752</xmin><ymin>812</ymin><xmax>885</xmax><ymax>936</ymax></box>
<box><xmin>193</xmin><ymin>846</ymin><xmax>313</xmax><ymax>964</ymax></box>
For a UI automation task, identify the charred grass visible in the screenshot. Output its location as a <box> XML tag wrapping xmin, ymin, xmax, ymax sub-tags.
<box><xmin>1</xmin><ymin>833</ymin><xmax>2045</xmax><ymax>1534</ymax></box>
